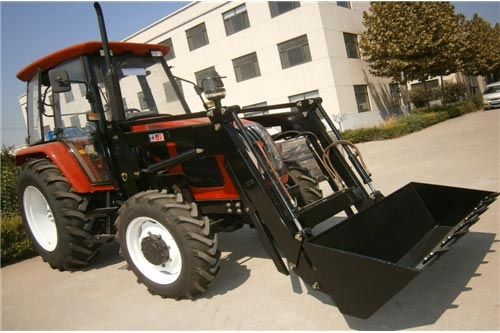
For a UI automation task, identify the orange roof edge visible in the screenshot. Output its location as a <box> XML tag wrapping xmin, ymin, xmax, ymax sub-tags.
<box><xmin>16</xmin><ymin>41</ymin><xmax>170</xmax><ymax>82</ymax></box>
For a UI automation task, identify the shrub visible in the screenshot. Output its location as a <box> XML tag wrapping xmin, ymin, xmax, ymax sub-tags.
<box><xmin>342</xmin><ymin>127</ymin><xmax>380</xmax><ymax>143</ymax></box>
<box><xmin>442</xmin><ymin>81</ymin><xmax>466</xmax><ymax>104</ymax></box>
<box><xmin>1</xmin><ymin>145</ymin><xmax>37</xmax><ymax>266</ymax></box>
<box><xmin>1</xmin><ymin>145</ymin><xmax>20</xmax><ymax>218</ymax></box>
<box><xmin>448</xmin><ymin>106</ymin><xmax>464</xmax><ymax>118</ymax></box>
<box><xmin>409</xmin><ymin>87</ymin><xmax>429</xmax><ymax>108</ymax></box>
<box><xmin>1</xmin><ymin>215</ymin><xmax>37</xmax><ymax>266</ymax></box>
<box><xmin>471</xmin><ymin>95</ymin><xmax>483</xmax><ymax>109</ymax></box>
<box><xmin>342</xmin><ymin>99</ymin><xmax>477</xmax><ymax>144</ymax></box>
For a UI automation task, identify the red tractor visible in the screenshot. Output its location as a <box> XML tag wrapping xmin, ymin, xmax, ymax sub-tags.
<box><xmin>15</xmin><ymin>3</ymin><xmax>498</xmax><ymax>318</ymax></box>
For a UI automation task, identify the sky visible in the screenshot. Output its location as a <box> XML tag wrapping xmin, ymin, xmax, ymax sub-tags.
<box><xmin>1</xmin><ymin>1</ymin><xmax>499</xmax><ymax>147</ymax></box>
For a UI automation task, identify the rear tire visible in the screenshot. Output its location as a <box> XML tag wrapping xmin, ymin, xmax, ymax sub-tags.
<box><xmin>288</xmin><ymin>166</ymin><xmax>323</xmax><ymax>206</ymax></box>
<box><xmin>116</xmin><ymin>190</ymin><xmax>220</xmax><ymax>299</ymax></box>
<box><xmin>18</xmin><ymin>159</ymin><xmax>100</xmax><ymax>270</ymax></box>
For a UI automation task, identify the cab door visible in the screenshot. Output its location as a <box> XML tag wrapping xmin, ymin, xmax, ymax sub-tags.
<box><xmin>46</xmin><ymin>59</ymin><xmax>112</xmax><ymax>185</ymax></box>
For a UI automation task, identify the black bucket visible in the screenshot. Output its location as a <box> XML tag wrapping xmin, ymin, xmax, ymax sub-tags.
<box><xmin>301</xmin><ymin>182</ymin><xmax>498</xmax><ymax>318</ymax></box>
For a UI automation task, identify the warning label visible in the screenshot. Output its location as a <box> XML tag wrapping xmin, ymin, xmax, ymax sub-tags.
<box><xmin>149</xmin><ymin>133</ymin><xmax>165</xmax><ymax>142</ymax></box>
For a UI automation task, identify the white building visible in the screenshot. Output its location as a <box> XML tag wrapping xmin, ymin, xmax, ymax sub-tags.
<box><xmin>123</xmin><ymin>1</ymin><xmax>401</xmax><ymax>130</ymax></box>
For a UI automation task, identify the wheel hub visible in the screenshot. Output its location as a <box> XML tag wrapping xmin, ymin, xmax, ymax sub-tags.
<box><xmin>141</xmin><ymin>234</ymin><xmax>170</xmax><ymax>265</ymax></box>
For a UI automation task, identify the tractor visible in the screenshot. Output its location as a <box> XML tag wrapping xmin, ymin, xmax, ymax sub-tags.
<box><xmin>15</xmin><ymin>3</ymin><xmax>498</xmax><ymax>318</ymax></box>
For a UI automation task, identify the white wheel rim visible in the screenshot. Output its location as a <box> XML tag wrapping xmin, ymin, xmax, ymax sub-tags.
<box><xmin>23</xmin><ymin>186</ymin><xmax>58</xmax><ymax>251</ymax></box>
<box><xmin>126</xmin><ymin>217</ymin><xmax>182</xmax><ymax>285</ymax></box>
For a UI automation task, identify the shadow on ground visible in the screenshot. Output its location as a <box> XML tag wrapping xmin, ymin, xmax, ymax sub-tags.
<box><xmin>81</xmin><ymin>241</ymin><xmax>124</xmax><ymax>271</ymax></box>
<box><xmin>80</xmin><ymin>226</ymin><xmax>496</xmax><ymax>330</ymax></box>
<box><xmin>202</xmin><ymin>226</ymin><xmax>267</xmax><ymax>298</ymax></box>
<box><xmin>343</xmin><ymin>232</ymin><xmax>497</xmax><ymax>330</ymax></box>
<box><xmin>200</xmin><ymin>227</ymin><xmax>497</xmax><ymax>330</ymax></box>
<box><xmin>237</xmin><ymin>229</ymin><xmax>496</xmax><ymax>330</ymax></box>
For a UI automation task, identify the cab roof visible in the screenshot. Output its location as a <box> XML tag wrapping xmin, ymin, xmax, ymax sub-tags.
<box><xmin>16</xmin><ymin>41</ymin><xmax>170</xmax><ymax>82</ymax></box>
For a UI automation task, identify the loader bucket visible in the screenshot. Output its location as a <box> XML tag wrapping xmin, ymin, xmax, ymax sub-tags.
<box><xmin>301</xmin><ymin>182</ymin><xmax>498</xmax><ymax>319</ymax></box>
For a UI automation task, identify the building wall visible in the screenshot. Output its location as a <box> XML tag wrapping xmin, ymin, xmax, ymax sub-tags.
<box><xmin>124</xmin><ymin>1</ymin><xmax>397</xmax><ymax>130</ymax></box>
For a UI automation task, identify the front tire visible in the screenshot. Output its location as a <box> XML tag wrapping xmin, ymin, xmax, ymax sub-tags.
<box><xmin>116</xmin><ymin>191</ymin><xmax>220</xmax><ymax>299</ymax></box>
<box><xmin>18</xmin><ymin>159</ymin><xmax>100</xmax><ymax>270</ymax></box>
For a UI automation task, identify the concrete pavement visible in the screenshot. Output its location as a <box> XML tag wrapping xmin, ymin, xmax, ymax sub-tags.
<box><xmin>1</xmin><ymin>110</ymin><xmax>499</xmax><ymax>330</ymax></box>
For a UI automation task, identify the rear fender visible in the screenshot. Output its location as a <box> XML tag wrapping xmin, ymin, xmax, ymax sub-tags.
<box><xmin>16</xmin><ymin>142</ymin><xmax>114</xmax><ymax>193</ymax></box>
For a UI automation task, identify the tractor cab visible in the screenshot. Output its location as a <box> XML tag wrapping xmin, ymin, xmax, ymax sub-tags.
<box><xmin>16</xmin><ymin>41</ymin><xmax>189</xmax><ymax>185</ymax></box>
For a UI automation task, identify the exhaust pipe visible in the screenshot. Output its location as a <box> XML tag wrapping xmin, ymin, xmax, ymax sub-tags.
<box><xmin>93</xmin><ymin>2</ymin><xmax>125</xmax><ymax>121</ymax></box>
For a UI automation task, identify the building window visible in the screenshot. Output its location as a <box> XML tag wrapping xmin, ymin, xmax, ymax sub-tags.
<box><xmin>64</xmin><ymin>90</ymin><xmax>74</xmax><ymax>103</ymax></box>
<box><xmin>269</xmin><ymin>1</ymin><xmax>300</xmax><ymax>18</ymax></box>
<box><xmin>343</xmin><ymin>32</ymin><xmax>360</xmax><ymax>59</ymax></box>
<box><xmin>79</xmin><ymin>84</ymin><xmax>86</xmax><ymax>97</ymax></box>
<box><xmin>289</xmin><ymin>90</ymin><xmax>319</xmax><ymax>103</ymax></box>
<box><xmin>243</xmin><ymin>102</ymin><xmax>268</xmax><ymax>117</ymax></box>
<box><xmin>159</xmin><ymin>38</ymin><xmax>175</xmax><ymax>60</ymax></box>
<box><xmin>278</xmin><ymin>35</ymin><xmax>311</xmax><ymax>69</ymax></box>
<box><xmin>337</xmin><ymin>2</ymin><xmax>351</xmax><ymax>9</ymax></box>
<box><xmin>354</xmin><ymin>85</ymin><xmax>371</xmax><ymax>112</ymax></box>
<box><xmin>43</xmin><ymin>125</ymin><xmax>51</xmax><ymax>136</ymax></box>
<box><xmin>186</xmin><ymin>23</ymin><xmax>209</xmax><ymax>51</ymax></box>
<box><xmin>289</xmin><ymin>90</ymin><xmax>319</xmax><ymax>111</ymax></box>
<box><xmin>233</xmin><ymin>52</ymin><xmax>261</xmax><ymax>82</ymax></box>
<box><xmin>70</xmin><ymin>115</ymin><xmax>81</xmax><ymax>128</ymax></box>
<box><xmin>243</xmin><ymin>102</ymin><xmax>268</xmax><ymax>109</ymax></box>
<box><xmin>195</xmin><ymin>66</ymin><xmax>216</xmax><ymax>87</ymax></box>
<box><xmin>389</xmin><ymin>83</ymin><xmax>400</xmax><ymax>107</ymax></box>
<box><xmin>411</xmin><ymin>79</ymin><xmax>441</xmax><ymax>102</ymax></box>
<box><xmin>223</xmin><ymin>4</ymin><xmax>250</xmax><ymax>36</ymax></box>
<box><xmin>138</xmin><ymin>92</ymin><xmax>148</xmax><ymax>110</ymax></box>
<box><xmin>163</xmin><ymin>79</ymin><xmax>184</xmax><ymax>102</ymax></box>
<box><xmin>469</xmin><ymin>75</ymin><xmax>479</xmax><ymax>95</ymax></box>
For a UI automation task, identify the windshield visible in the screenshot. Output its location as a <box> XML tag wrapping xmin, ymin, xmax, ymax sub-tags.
<box><xmin>95</xmin><ymin>54</ymin><xmax>188</xmax><ymax>119</ymax></box>
<box><xmin>484</xmin><ymin>84</ymin><xmax>500</xmax><ymax>94</ymax></box>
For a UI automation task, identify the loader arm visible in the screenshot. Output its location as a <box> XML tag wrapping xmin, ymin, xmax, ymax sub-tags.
<box><xmin>208</xmin><ymin>99</ymin><xmax>499</xmax><ymax>319</ymax></box>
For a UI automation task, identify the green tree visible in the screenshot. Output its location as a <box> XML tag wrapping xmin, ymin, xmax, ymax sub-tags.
<box><xmin>360</xmin><ymin>2</ymin><xmax>463</xmax><ymax>83</ymax></box>
<box><xmin>459</xmin><ymin>14</ymin><xmax>500</xmax><ymax>79</ymax></box>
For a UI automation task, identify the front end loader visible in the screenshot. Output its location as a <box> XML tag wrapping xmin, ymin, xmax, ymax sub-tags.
<box><xmin>14</xmin><ymin>2</ymin><xmax>498</xmax><ymax>319</ymax></box>
<box><xmin>206</xmin><ymin>99</ymin><xmax>498</xmax><ymax>318</ymax></box>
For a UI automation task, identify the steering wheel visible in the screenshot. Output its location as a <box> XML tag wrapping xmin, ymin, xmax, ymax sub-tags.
<box><xmin>125</xmin><ymin>108</ymin><xmax>142</xmax><ymax>118</ymax></box>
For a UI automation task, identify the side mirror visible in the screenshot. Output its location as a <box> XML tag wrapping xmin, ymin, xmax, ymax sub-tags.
<box><xmin>48</xmin><ymin>69</ymin><xmax>71</xmax><ymax>93</ymax></box>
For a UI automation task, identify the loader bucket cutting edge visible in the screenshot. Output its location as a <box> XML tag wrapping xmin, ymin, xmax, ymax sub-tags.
<box><xmin>301</xmin><ymin>182</ymin><xmax>498</xmax><ymax>319</ymax></box>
